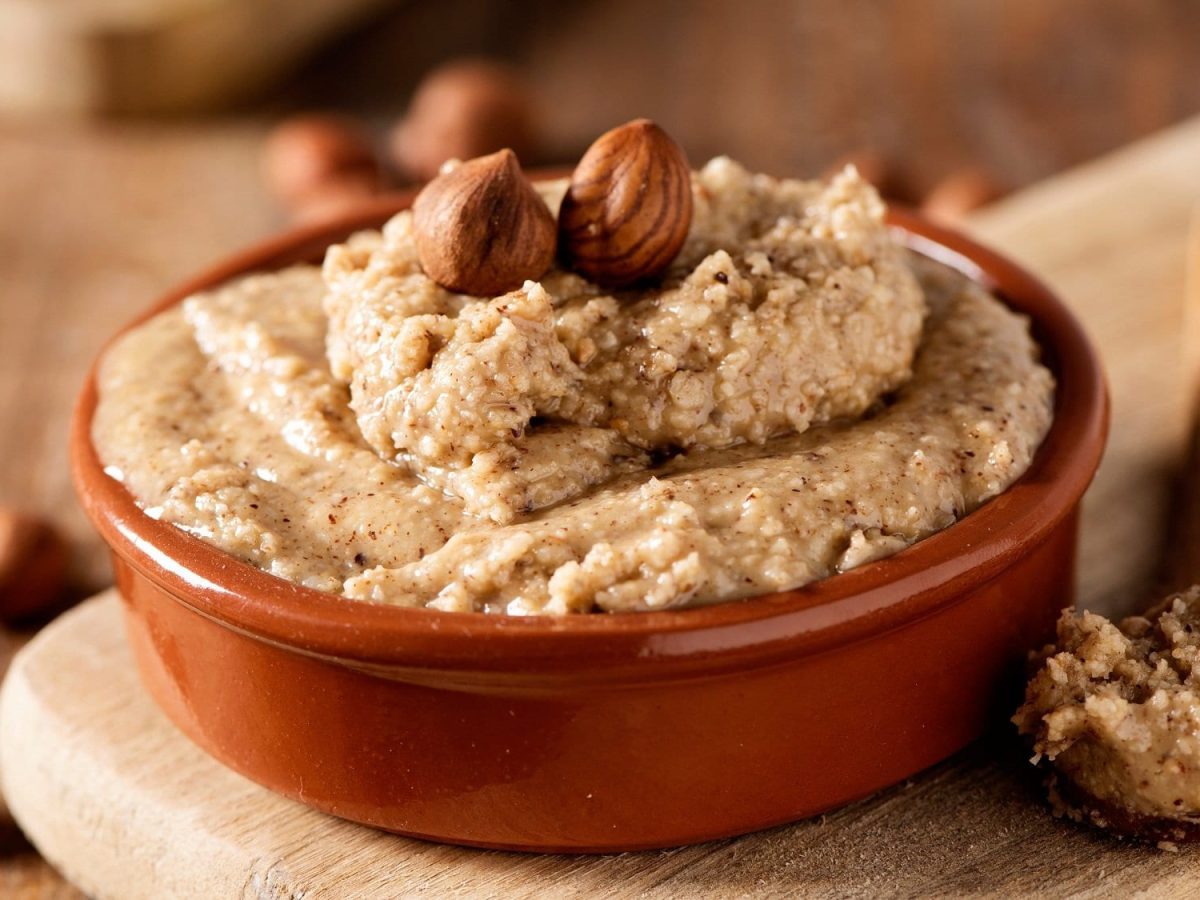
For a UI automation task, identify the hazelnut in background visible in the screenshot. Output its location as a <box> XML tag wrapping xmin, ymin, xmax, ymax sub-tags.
<box><xmin>389</xmin><ymin>58</ymin><xmax>538</xmax><ymax>183</ymax></box>
<box><xmin>0</xmin><ymin>508</ymin><xmax>68</xmax><ymax>623</ymax></box>
<box><xmin>261</xmin><ymin>113</ymin><xmax>387</xmax><ymax>219</ymax></box>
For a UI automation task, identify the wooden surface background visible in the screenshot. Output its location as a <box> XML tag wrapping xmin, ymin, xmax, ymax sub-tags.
<box><xmin>2</xmin><ymin>2</ymin><xmax>1200</xmax><ymax>893</ymax></box>
<box><xmin>280</xmin><ymin>0</ymin><xmax>1200</xmax><ymax>197</ymax></box>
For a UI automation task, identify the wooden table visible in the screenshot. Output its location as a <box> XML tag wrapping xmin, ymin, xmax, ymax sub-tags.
<box><xmin>0</xmin><ymin>122</ymin><xmax>283</xmax><ymax>592</ymax></box>
<box><xmin>1</xmin><ymin>116</ymin><xmax>1199</xmax><ymax>896</ymax></box>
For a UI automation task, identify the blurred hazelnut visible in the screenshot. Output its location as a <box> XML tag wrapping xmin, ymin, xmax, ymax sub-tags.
<box><xmin>0</xmin><ymin>508</ymin><xmax>67</xmax><ymax>623</ymax></box>
<box><xmin>921</xmin><ymin>167</ymin><xmax>1006</xmax><ymax>224</ymax></box>
<box><xmin>291</xmin><ymin>170</ymin><xmax>385</xmax><ymax>224</ymax></box>
<box><xmin>262</xmin><ymin>114</ymin><xmax>383</xmax><ymax>208</ymax></box>
<box><xmin>390</xmin><ymin>59</ymin><xmax>536</xmax><ymax>183</ymax></box>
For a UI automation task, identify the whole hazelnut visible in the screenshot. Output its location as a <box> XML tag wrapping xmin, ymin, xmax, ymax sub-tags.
<box><xmin>390</xmin><ymin>59</ymin><xmax>536</xmax><ymax>183</ymax></box>
<box><xmin>0</xmin><ymin>508</ymin><xmax>67</xmax><ymax>622</ymax></box>
<box><xmin>412</xmin><ymin>148</ymin><xmax>555</xmax><ymax>296</ymax></box>
<box><xmin>262</xmin><ymin>114</ymin><xmax>383</xmax><ymax>208</ymax></box>
<box><xmin>558</xmin><ymin>119</ymin><xmax>693</xmax><ymax>287</ymax></box>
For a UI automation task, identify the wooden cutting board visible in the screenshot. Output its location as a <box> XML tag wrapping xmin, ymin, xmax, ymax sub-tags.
<box><xmin>2</xmin><ymin>118</ymin><xmax>1200</xmax><ymax>897</ymax></box>
<box><xmin>2</xmin><ymin>589</ymin><xmax>1199</xmax><ymax>900</ymax></box>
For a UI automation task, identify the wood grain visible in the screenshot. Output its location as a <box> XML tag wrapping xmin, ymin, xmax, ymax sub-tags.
<box><xmin>0</xmin><ymin>122</ymin><xmax>280</xmax><ymax>593</ymax></box>
<box><xmin>1162</xmin><ymin>206</ymin><xmax>1200</xmax><ymax>592</ymax></box>
<box><xmin>968</xmin><ymin>120</ymin><xmax>1200</xmax><ymax>616</ymax></box>
<box><xmin>0</xmin><ymin>127</ymin><xmax>274</xmax><ymax>900</ymax></box>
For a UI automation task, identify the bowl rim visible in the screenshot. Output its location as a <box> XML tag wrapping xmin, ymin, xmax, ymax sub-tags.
<box><xmin>70</xmin><ymin>195</ymin><xmax>1108</xmax><ymax>677</ymax></box>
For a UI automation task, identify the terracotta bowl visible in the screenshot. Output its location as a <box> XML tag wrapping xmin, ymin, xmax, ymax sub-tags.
<box><xmin>70</xmin><ymin>197</ymin><xmax>1108</xmax><ymax>853</ymax></box>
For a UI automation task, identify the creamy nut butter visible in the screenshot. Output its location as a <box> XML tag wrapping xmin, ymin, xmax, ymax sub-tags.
<box><xmin>94</xmin><ymin>160</ymin><xmax>1054</xmax><ymax>614</ymax></box>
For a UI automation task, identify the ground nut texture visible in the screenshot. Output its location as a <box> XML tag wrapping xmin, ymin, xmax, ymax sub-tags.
<box><xmin>1014</xmin><ymin>588</ymin><xmax>1200</xmax><ymax>842</ymax></box>
<box><xmin>324</xmin><ymin>161</ymin><xmax>926</xmax><ymax>523</ymax></box>
<box><xmin>92</xmin><ymin>161</ymin><xmax>1054</xmax><ymax>615</ymax></box>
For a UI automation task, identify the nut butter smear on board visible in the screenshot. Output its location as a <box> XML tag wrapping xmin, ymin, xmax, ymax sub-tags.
<box><xmin>93</xmin><ymin>120</ymin><xmax>1054</xmax><ymax>614</ymax></box>
<box><xmin>1016</xmin><ymin>587</ymin><xmax>1200</xmax><ymax>846</ymax></box>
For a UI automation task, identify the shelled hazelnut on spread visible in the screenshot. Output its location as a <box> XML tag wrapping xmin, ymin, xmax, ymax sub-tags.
<box><xmin>410</xmin><ymin>118</ymin><xmax>694</xmax><ymax>294</ymax></box>
<box><xmin>558</xmin><ymin>118</ymin><xmax>693</xmax><ymax>287</ymax></box>
<box><xmin>411</xmin><ymin>148</ymin><xmax>555</xmax><ymax>296</ymax></box>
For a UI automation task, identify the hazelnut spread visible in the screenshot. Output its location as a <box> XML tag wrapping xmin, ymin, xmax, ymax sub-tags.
<box><xmin>324</xmin><ymin>162</ymin><xmax>926</xmax><ymax>524</ymax></box>
<box><xmin>92</xmin><ymin>156</ymin><xmax>1054</xmax><ymax>614</ymax></box>
<box><xmin>1015</xmin><ymin>589</ymin><xmax>1200</xmax><ymax>842</ymax></box>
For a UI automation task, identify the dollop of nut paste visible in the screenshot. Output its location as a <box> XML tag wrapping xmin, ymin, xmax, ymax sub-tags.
<box><xmin>93</xmin><ymin>161</ymin><xmax>1053</xmax><ymax>614</ymax></box>
<box><xmin>1015</xmin><ymin>589</ymin><xmax>1200</xmax><ymax>838</ymax></box>
<box><xmin>326</xmin><ymin>161</ymin><xmax>927</xmax><ymax>522</ymax></box>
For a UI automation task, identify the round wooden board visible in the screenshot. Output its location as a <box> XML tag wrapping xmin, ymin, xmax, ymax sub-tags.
<box><xmin>3</xmin><ymin>591</ymin><xmax>1200</xmax><ymax>899</ymax></box>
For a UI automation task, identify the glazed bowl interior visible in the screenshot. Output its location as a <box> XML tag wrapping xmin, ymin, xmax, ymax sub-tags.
<box><xmin>71</xmin><ymin>195</ymin><xmax>1108</xmax><ymax>678</ymax></box>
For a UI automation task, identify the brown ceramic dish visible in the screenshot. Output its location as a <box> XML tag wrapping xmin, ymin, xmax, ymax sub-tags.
<box><xmin>70</xmin><ymin>195</ymin><xmax>1107</xmax><ymax>853</ymax></box>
